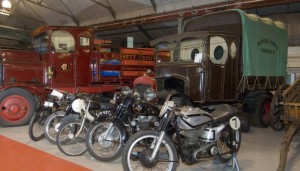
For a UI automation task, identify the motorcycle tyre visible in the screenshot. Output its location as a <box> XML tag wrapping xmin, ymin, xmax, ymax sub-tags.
<box><xmin>44</xmin><ymin>111</ymin><xmax>65</xmax><ymax>144</ymax></box>
<box><xmin>217</xmin><ymin>126</ymin><xmax>242</xmax><ymax>163</ymax></box>
<box><xmin>56</xmin><ymin>121</ymin><xmax>88</xmax><ymax>156</ymax></box>
<box><xmin>86</xmin><ymin>121</ymin><xmax>124</xmax><ymax>162</ymax></box>
<box><xmin>28</xmin><ymin>108</ymin><xmax>49</xmax><ymax>141</ymax></box>
<box><xmin>122</xmin><ymin>130</ymin><xmax>178</xmax><ymax>171</ymax></box>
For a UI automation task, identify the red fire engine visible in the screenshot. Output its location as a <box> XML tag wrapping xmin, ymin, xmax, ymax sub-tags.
<box><xmin>0</xmin><ymin>25</ymin><xmax>168</xmax><ymax>127</ymax></box>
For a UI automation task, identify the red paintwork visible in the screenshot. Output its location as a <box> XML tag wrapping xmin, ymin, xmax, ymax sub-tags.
<box><xmin>0</xmin><ymin>95</ymin><xmax>30</xmax><ymax>122</ymax></box>
<box><xmin>0</xmin><ymin>26</ymin><xmax>154</xmax><ymax>107</ymax></box>
<box><xmin>263</xmin><ymin>100</ymin><xmax>271</xmax><ymax>124</ymax></box>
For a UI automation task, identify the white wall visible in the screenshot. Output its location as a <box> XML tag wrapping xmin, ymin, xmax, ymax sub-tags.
<box><xmin>287</xmin><ymin>46</ymin><xmax>300</xmax><ymax>82</ymax></box>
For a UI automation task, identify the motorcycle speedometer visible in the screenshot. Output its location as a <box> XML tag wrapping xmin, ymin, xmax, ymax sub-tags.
<box><xmin>121</xmin><ymin>86</ymin><xmax>132</xmax><ymax>96</ymax></box>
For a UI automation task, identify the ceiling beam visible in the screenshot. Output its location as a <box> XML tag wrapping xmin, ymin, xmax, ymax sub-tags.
<box><xmin>90</xmin><ymin>0</ymin><xmax>116</xmax><ymax>20</ymax></box>
<box><xmin>150</xmin><ymin>0</ymin><xmax>157</xmax><ymax>13</ymax></box>
<box><xmin>136</xmin><ymin>25</ymin><xmax>153</xmax><ymax>40</ymax></box>
<box><xmin>24</xmin><ymin>0</ymin><xmax>79</xmax><ymax>25</ymax></box>
<box><xmin>59</xmin><ymin>0</ymin><xmax>79</xmax><ymax>26</ymax></box>
<box><xmin>93</xmin><ymin>0</ymin><xmax>300</xmax><ymax>31</ymax></box>
<box><xmin>22</xmin><ymin>0</ymin><xmax>47</xmax><ymax>24</ymax></box>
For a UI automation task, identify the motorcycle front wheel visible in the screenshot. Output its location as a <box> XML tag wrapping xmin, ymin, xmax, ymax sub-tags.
<box><xmin>44</xmin><ymin>110</ymin><xmax>65</xmax><ymax>144</ymax></box>
<box><xmin>122</xmin><ymin>130</ymin><xmax>178</xmax><ymax>171</ymax></box>
<box><xmin>28</xmin><ymin>108</ymin><xmax>50</xmax><ymax>141</ymax></box>
<box><xmin>86</xmin><ymin>121</ymin><xmax>123</xmax><ymax>162</ymax></box>
<box><xmin>217</xmin><ymin>125</ymin><xmax>242</xmax><ymax>163</ymax></box>
<box><xmin>56</xmin><ymin>121</ymin><xmax>88</xmax><ymax>156</ymax></box>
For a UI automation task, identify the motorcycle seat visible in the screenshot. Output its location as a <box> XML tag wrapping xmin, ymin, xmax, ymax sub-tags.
<box><xmin>208</xmin><ymin>104</ymin><xmax>237</xmax><ymax>124</ymax></box>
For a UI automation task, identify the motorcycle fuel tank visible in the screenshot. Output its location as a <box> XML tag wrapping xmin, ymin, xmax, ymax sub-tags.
<box><xmin>177</xmin><ymin>106</ymin><xmax>213</xmax><ymax>130</ymax></box>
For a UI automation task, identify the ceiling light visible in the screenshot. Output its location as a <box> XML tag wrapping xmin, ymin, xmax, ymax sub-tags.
<box><xmin>2</xmin><ymin>0</ymin><xmax>11</xmax><ymax>9</ymax></box>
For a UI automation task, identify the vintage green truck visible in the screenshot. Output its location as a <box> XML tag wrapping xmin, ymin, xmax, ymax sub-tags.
<box><xmin>150</xmin><ymin>9</ymin><xmax>288</xmax><ymax>131</ymax></box>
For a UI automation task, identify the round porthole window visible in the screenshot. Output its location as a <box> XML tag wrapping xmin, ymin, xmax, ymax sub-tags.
<box><xmin>214</xmin><ymin>45</ymin><xmax>224</xmax><ymax>60</ymax></box>
<box><xmin>191</xmin><ymin>48</ymin><xmax>199</xmax><ymax>60</ymax></box>
<box><xmin>230</xmin><ymin>41</ymin><xmax>237</xmax><ymax>59</ymax></box>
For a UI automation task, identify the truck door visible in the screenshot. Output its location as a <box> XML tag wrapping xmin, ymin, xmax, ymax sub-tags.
<box><xmin>50</xmin><ymin>30</ymin><xmax>76</xmax><ymax>87</ymax></box>
<box><xmin>208</xmin><ymin>36</ymin><xmax>228</xmax><ymax>101</ymax></box>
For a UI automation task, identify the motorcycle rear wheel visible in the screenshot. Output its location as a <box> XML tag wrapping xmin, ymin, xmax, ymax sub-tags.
<box><xmin>217</xmin><ymin>125</ymin><xmax>242</xmax><ymax>163</ymax></box>
<box><xmin>122</xmin><ymin>130</ymin><xmax>178</xmax><ymax>171</ymax></box>
<box><xmin>86</xmin><ymin>121</ymin><xmax>123</xmax><ymax>162</ymax></box>
<box><xmin>28</xmin><ymin>108</ymin><xmax>49</xmax><ymax>141</ymax></box>
<box><xmin>56</xmin><ymin>121</ymin><xmax>88</xmax><ymax>156</ymax></box>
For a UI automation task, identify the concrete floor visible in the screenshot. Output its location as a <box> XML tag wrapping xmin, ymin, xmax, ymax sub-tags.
<box><xmin>0</xmin><ymin>125</ymin><xmax>299</xmax><ymax>171</ymax></box>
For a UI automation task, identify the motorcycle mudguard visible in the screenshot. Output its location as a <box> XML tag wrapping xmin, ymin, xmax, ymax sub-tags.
<box><xmin>94</xmin><ymin>116</ymin><xmax>129</xmax><ymax>143</ymax></box>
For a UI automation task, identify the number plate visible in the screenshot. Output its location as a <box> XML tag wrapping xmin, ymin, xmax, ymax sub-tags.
<box><xmin>229</xmin><ymin>116</ymin><xmax>241</xmax><ymax>130</ymax></box>
<box><xmin>44</xmin><ymin>101</ymin><xmax>54</xmax><ymax>107</ymax></box>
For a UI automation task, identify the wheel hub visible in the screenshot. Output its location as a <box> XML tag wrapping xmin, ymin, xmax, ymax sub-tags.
<box><xmin>98</xmin><ymin>132</ymin><xmax>113</xmax><ymax>148</ymax></box>
<box><xmin>0</xmin><ymin>95</ymin><xmax>30</xmax><ymax>121</ymax></box>
<box><xmin>139</xmin><ymin>149</ymin><xmax>158</xmax><ymax>168</ymax></box>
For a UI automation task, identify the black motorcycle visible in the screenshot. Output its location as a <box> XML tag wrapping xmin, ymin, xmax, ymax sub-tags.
<box><xmin>28</xmin><ymin>89</ymin><xmax>74</xmax><ymax>141</ymax></box>
<box><xmin>122</xmin><ymin>94</ymin><xmax>242</xmax><ymax>171</ymax></box>
<box><xmin>85</xmin><ymin>86</ymin><xmax>161</xmax><ymax>162</ymax></box>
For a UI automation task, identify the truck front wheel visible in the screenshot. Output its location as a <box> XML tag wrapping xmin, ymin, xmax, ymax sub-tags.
<box><xmin>0</xmin><ymin>88</ymin><xmax>36</xmax><ymax>127</ymax></box>
<box><xmin>252</xmin><ymin>94</ymin><xmax>272</xmax><ymax>128</ymax></box>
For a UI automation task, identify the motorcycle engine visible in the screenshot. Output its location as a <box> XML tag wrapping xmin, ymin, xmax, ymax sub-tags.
<box><xmin>179</xmin><ymin>127</ymin><xmax>219</xmax><ymax>164</ymax></box>
<box><xmin>132</xmin><ymin>115</ymin><xmax>158</xmax><ymax>131</ymax></box>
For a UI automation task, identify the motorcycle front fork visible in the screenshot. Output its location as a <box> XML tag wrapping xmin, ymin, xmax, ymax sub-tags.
<box><xmin>101</xmin><ymin>122</ymin><xmax>114</xmax><ymax>142</ymax></box>
<box><xmin>149</xmin><ymin>131</ymin><xmax>166</xmax><ymax>161</ymax></box>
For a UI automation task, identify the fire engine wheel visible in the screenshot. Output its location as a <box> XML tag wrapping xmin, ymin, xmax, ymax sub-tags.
<box><xmin>0</xmin><ymin>88</ymin><xmax>36</xmax><ymax>127</ymax></box>
<box><xmin>252</xmin><ymin>94</ymin><xmax>272</xmax><ymax>128</ymax></box>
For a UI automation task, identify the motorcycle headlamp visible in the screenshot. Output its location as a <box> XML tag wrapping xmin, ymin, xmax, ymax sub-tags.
<box><xmin>143</xmin><ymin>88</ymin><xmax>156</xmax><ymax>101</ymax></box>
<box><xmin>111</xmin><ymin>92</ymin><xmax>122</xmax><ymax>104</ymax></box>
<box><xmin>121</xmin><ymin>86</ymin><xmax>132</xmax><ymax>96</ymax></box>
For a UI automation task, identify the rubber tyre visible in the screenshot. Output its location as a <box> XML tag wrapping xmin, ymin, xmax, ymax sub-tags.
<box><xmin>0</xmin><ymin>88</ymin><xmax>36</xmax><ymax>127</ymax></box>
<box><xmin>239</xmin><ymin>112</ymin><xmax>250</xmax><ymax>133</ymax></box>
<box><xmin>57</xmin><ymin>121</ymin><xmax>88</xmax><ymax>156</ymax></box>
<box><xmin>252</xmin><ymin>94</ymin><xmax>272</xmax><ymax>128</ymax></box>
<box><xmin>28</xmin><ymin>108</ymin><xmax>50</xmax><ymax>141</ymax></box>
<box><xmin>44</xmin><ymin>110</ymin><xmax>65</xmax><ymax>144</ymax></box>
<box><xmin>86</xmin><ymin>121</ymin><xmax>124</xmax><ymax>162</ymax></box>
<box><xmin>217</xmin><ymin>125</ymin><xmax>242</xmax><ymax>163</ymax></box>
<box><xmin>122</xmin><ymin>130</ymin><xmax>178</xmax><ymax>171</ymax></box>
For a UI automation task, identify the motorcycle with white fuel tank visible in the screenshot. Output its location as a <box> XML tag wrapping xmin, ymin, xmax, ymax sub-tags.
<box><xmin>56</xmin><ymin>95</ymin><xmax>115</xmax><ymax>156</ymax></box>
<box><xmin>122</xmin><ymin>94</ymin><xmax>242</xmax><ymax>171</ymax></box>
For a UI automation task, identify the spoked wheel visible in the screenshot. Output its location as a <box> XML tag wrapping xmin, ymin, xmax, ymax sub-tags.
<box><xmin>270</xmin><ymin>85</ymin><xmax>287</xmax><ymax>131</ymax></box>
<box><xmin>86</xmin><ymin>122</ymin><xmax>123</xmax><ymax>162</ymax></box>
<box><xmin>28</xmin><ymin>108</ymin><xmax>50</xmax><ymax>141</ymax></box>
<box><xmin>44</xmin><ymin>110</ymin><xmax>65</xmax><ymax>144</ymax></box>
<box><xmin>122</xmin><ymin>130</ymin><xmax>178</xmax><ymax>171</ymax></box>
<box><xmin>57</xmin><ymin>121</ymin><xmax>88</xmax><ymax>156</ymax></box>
<box><xmin>217</xmin><ymin>125</ymin><xmax>242</xmax><ymax>163</ymax></box>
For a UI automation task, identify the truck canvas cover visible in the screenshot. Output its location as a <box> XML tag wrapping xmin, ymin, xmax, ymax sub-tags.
<box><xmin>238</xmin><ymin>10</ymin><xmax>288</xmax><ymax>77</ymax></box>
<box><xmin>184</xmin><ymin>9</ymin><xmax>288</xmax><ymax>77</ymax></box>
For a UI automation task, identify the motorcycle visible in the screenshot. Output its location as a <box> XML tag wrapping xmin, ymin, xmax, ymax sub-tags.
<box><xmin>85</xmin><ymin>85</ymin><xmax>161</xmax><ymax>162</ymax></box>
<box><xmin>28</xmin><ymin>89</ymin><xmax>73</xmax><ymax>141</ymax></box>
<box><xmin>56</xmin><ymin>95</ymin><xmax>115</xmax><ymax>156</ymax></box>
<box><xmin>122</xmin><ymin>94</ymin><xmax>242</xmax><ymax>171</ymax></box>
